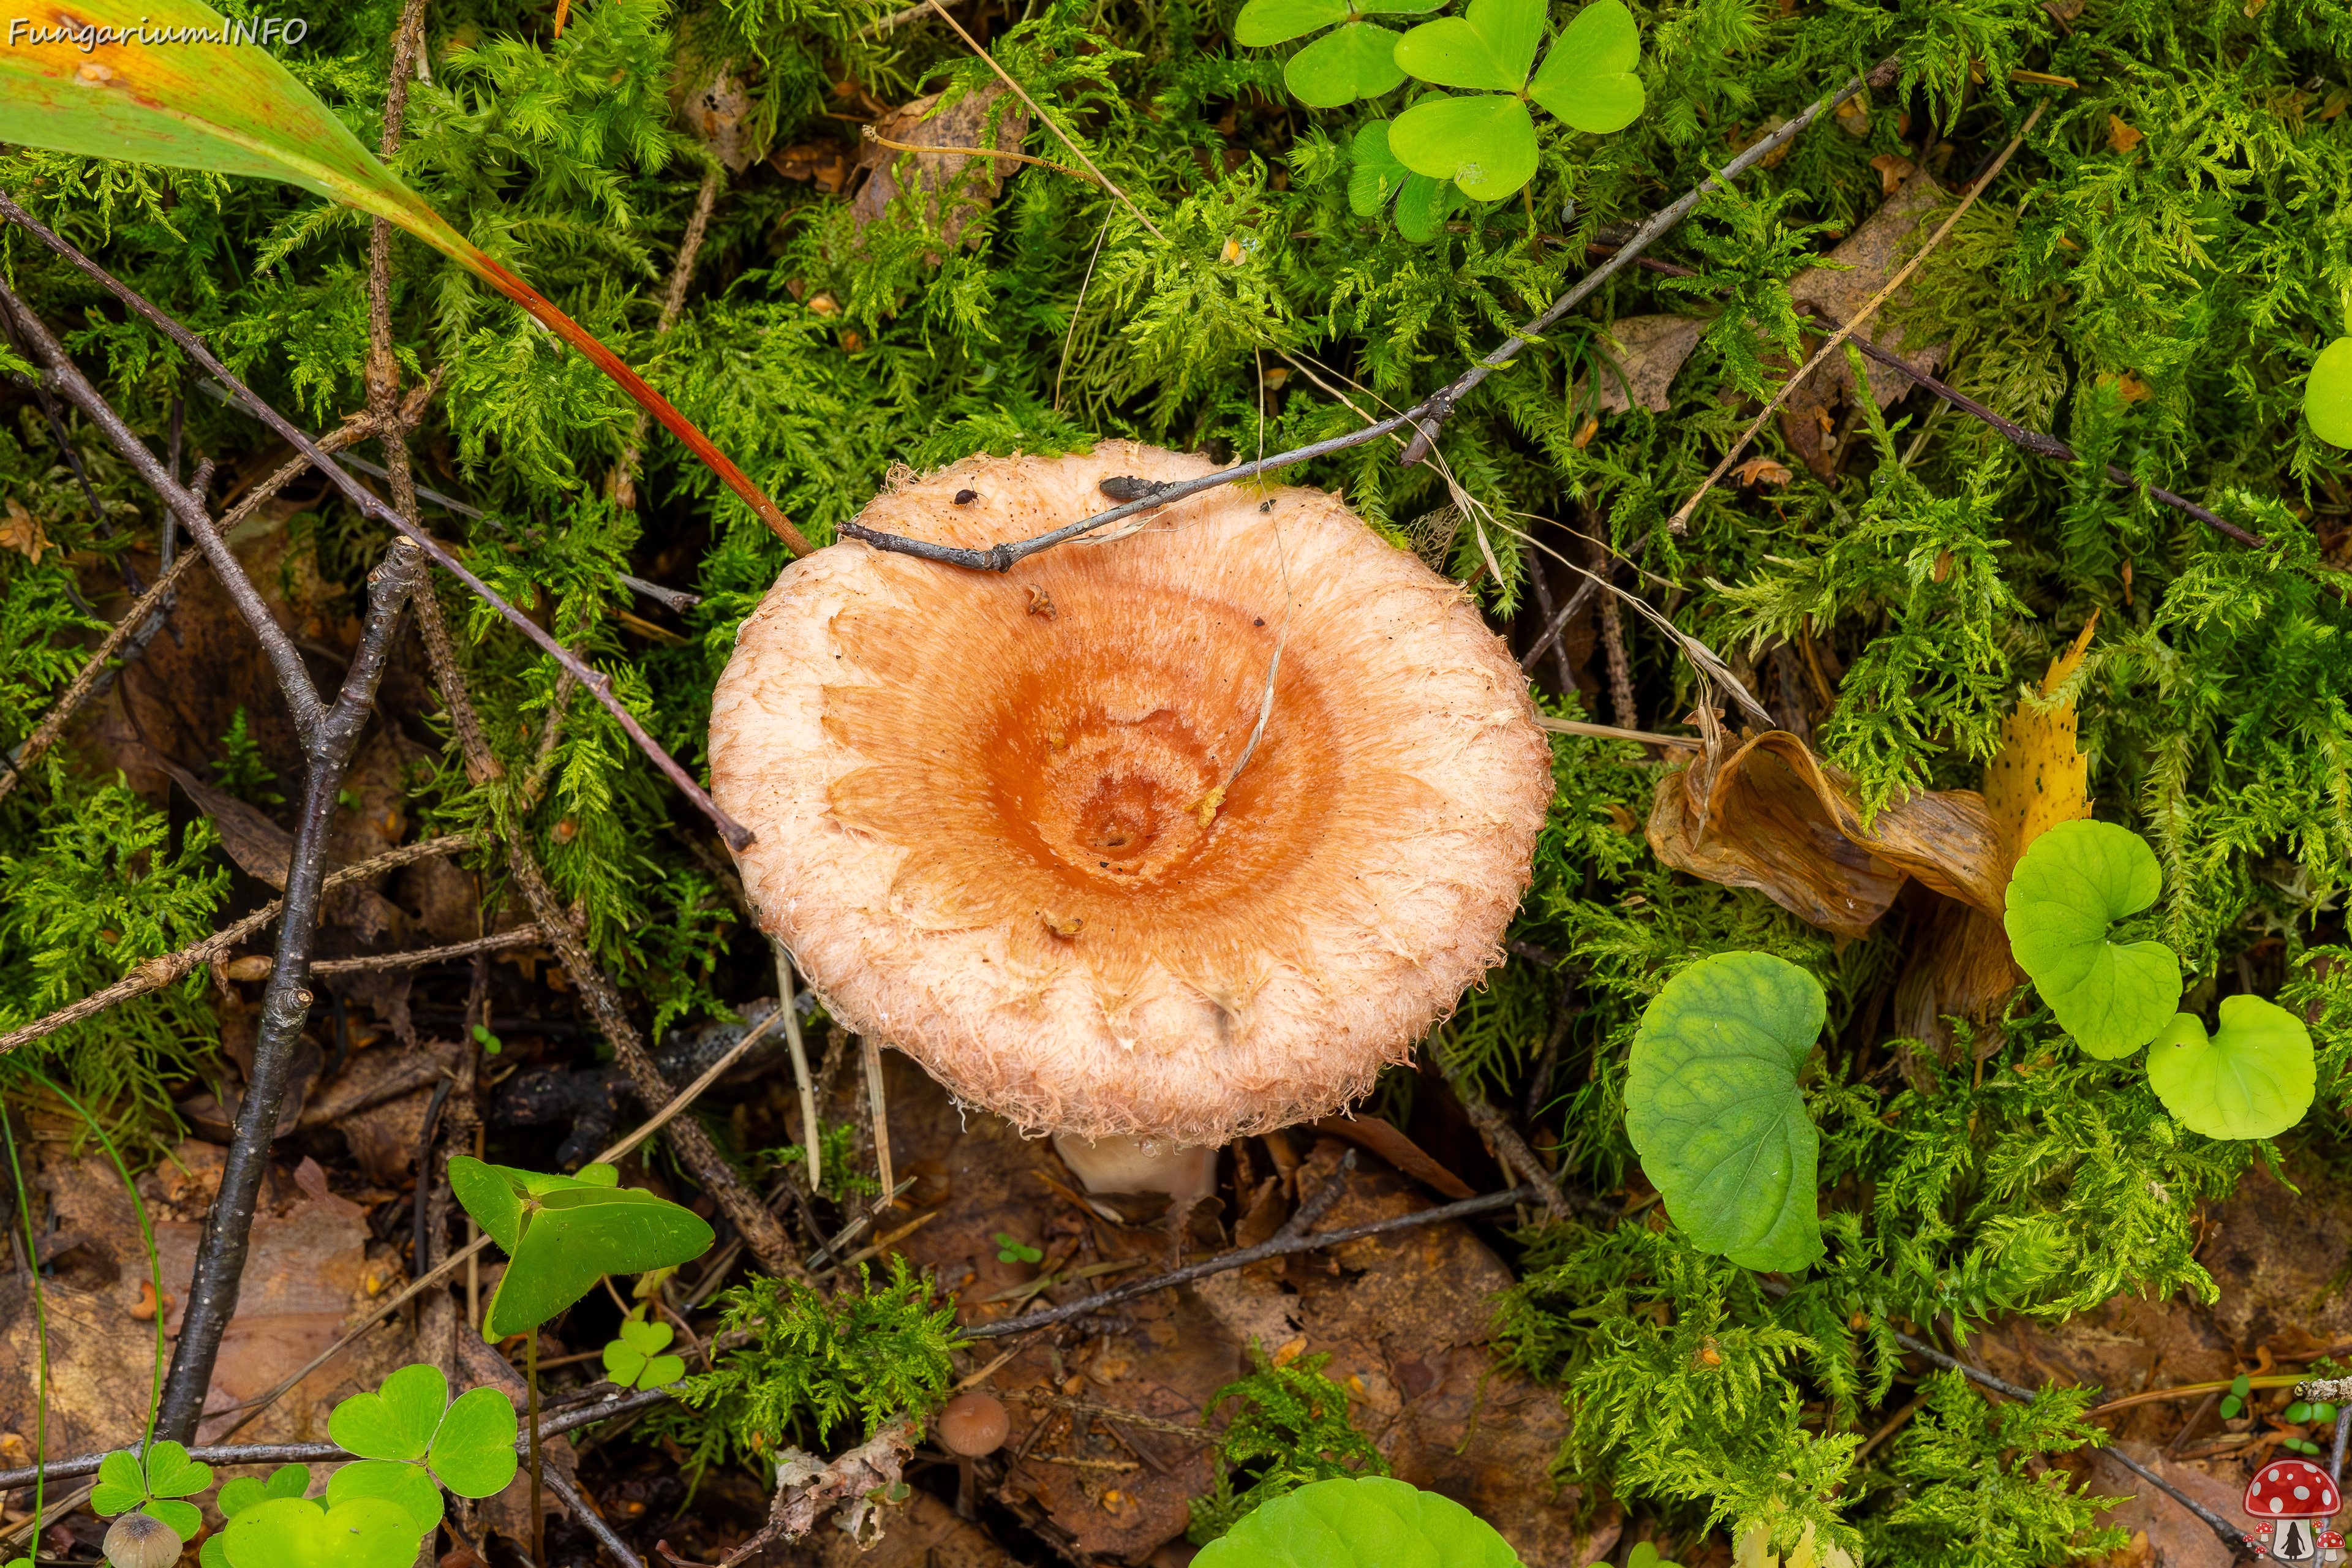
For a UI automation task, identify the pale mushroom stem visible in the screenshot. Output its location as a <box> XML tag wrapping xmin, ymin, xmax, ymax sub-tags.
<box><xmin>1051</xmin><ymin>1133</ymin><xmax>1219</xmax><ymax>1205</ymax></box>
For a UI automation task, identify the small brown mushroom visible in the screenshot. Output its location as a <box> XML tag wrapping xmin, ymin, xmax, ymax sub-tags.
<box><xmin>937</xmin><ymin>1390</ymin><xmax>1011</xmax><ymax>1457</ymax></box>
<box><xmin>710</xmin><ymin>444</ymin><xmax>1553</xmax><ymax>1185</ymax></box>
<box><xmin>103</xmin><ymin>1512</ymin><xmax>184</xmax><ymax>1568</ymax></box>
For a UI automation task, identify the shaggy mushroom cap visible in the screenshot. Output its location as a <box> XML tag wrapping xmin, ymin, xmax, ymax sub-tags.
<box><xmin>710</xmin><ymin>443</ymin><xmax>1553</xmax><ymax>1147</ymax></box>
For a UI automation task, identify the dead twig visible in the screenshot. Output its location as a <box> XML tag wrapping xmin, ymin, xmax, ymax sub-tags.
<box><xmin>0</xmin><ymin>835</ymin><xmax>474</xmax><ymax>1056</ymax></box>
<box><xmin>995</xmin><ymin>1390</ymin><xmax>1213</xmax><ymax>1441</ymax></box>
<box><xmin>307</xmin><ymin>925</ymin><xmax>544</xmax><ymax>975</ymax></box>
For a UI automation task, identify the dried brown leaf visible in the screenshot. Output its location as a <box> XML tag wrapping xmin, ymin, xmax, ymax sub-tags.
<box><xmin>1574</xmin><ymin>314</ymin><xmax>1710</xmax><ymax>415</ymax></box>
<box><xmin>1982</xmin><ymin>615</ymin><xmax>2098</xmax><ymax>861</ymax></box>
<box><xmin>851</xmin><ymin>87</ymin><xmax>1031</xmax><ymax>253</ymax></box>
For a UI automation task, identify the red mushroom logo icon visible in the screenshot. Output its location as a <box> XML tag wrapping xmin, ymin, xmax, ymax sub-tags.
<box><xmin>2244</xmin><ymin>1460</ymin><xmax>2342</xmax><ymax>1563</ymax></box>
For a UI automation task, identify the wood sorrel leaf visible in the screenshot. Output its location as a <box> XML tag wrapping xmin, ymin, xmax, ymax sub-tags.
<box><xmin>2147</xmin><ymin>996</ymin><xmax>2315</xmax><ymax>1140</ymax></box>
<box><xmin>1285</xmin><ymin>22</ymin><xmax>1410</xmax><ymax>106</ymax></box>
<box><xmin>0</xmin><ymin>0</ymin><xmax>797</xmax><ymax>545</ymax></box>
<box><xmin>426</xmin><ymin>1387</ymin><xmax>521</xmax><ymax>1499</ymax></box>
<box><xmin>1394</xmin><ymin>0</ymin><xmax>1544</xmax><ymax>90</ymax></box>
<box><xmin>1393</xmin><ymin>172</ymin><xmax>1467</xmax><ymax>240</ymax></box>
<box><xmin>1389</xmin><ymin>94</ymin><xmax>1538</xmax><ymax>201</ymax></box>
<box><xmin>219</xmin><ymin>1496</ymin><xmax>421</xmax><ymax>1568</ymax></box>
<box><xmin>1234</xmin><ymin>0</ymin><xmax>1346</xmax><ymax>45</ymax></box>
<box><xmin>2003</xmin><ymin>820</ymin><xmax>2180</xmax><ymax>1059</ymax></box>
<box><xmin>2308</xmin><ymin>336</ymin><xmax>2352</xmax><ymax>448</ymax></box>
<box><xmin>325</xmin><ymin>1461</ymin><xmax>443</xmax><ymax>1537</ymax></box>
<box><xmin>1527</xmin><ymin>0</ymin><xmax>1645</xmax><ymax>132</ymax></box>
<box><xmin>1624</xmin><ymin>951</ymin><xmax>1825</xmax><ymax>1273</ymax></box>
<box><xmin>328</xmin><ymin>1363</ymin><xmax>448</xmax><ymax>1463</ymax></box>
<box><xmin>1194</xmin><ymin>1476</ymin><xmax>1523</xmax><ymax>1567</ymax></box>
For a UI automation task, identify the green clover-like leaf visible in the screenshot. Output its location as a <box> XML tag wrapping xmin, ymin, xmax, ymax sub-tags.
<box><xmin>147</xmin><ymin>1500</ymin><xmax>203</xmax><ymax>1540</ymax></box>
<box><xmin>1395</xmin><ymin>172</ymin><xmax>1468</xmax><ymax>240</ymax></box>
<box><xmin>1193</xmin><ymin>1476</ymin><xmax>1524</xmax><ymax>1567</ymax></box>
<box><xmin>2309</xmin><ymin>336</ymin><xmax>2352</xmax><ymax>448</ymax></box>
<box><xmin>1393</xmin><ymin>0</ymin><xmax>1544</xmax><ymax>89</ymax></box>
<box><xmin>1389</xmin><ymin>93</ymin><xmax>1538</xmax><ymax>202</ymax></box>
<box><xmin>141</xmin><ymin>1442</ymin><xmax>213</xmax><ymax>1499</ymax></box>
<box><xmin>1234</xmin><ymin>0</ymin><xmax>1349</xmax><ymax>44</ymax></box>
<box><xmin>1624</xmin><ymin>951</ymin><xmax>1826</xmax><ymax>1273</ymax></box>
<box><xmin>2003</xmin><ymin>820</ymin><xmax>2181</xmax><ymax>1059</ymax></box>
<box><xmin>1348</xmin><ymin>121</ymin><xmax>1410</xmax><ymax>216</ymax></box>
<box><xmin>2147</xmin><ymin>995</ymin><xmax>2316</xmax><ymax>1140</ymax></box>
<box><xmin>450</xmin><ymin>1158</ymin><xmax>713</xmax><ymax>1338</ymax></box>
<box><xmin>326</xmin><ymin>1460</ymin><xmax>445</xmax><ymax>1536</ymax></box>
<box><xmin>219</xmin><ymin>1496</ymin><xmax>422</xmax><ymax>1568</ymax></box>
<box><xmin>199</xmin><ymin>1540</ymin><xmax>230</xmax><ymax>1568</ymax></box>
<box><xmin>92</xmin><ymin>1450</ymin><xmax>148</xmax><ymax>1517</ymax></box>
<box><xmin>619</xmin><ymin>1316</ymin><xmax>675</xmax><ymax>1356</ymax></box>
<box><xmin>329</xmin><ymin>1363</ymin><xmax>448</xmax><ymax>1462</ymax></box>
<box><xmin>1285</xmin><ymin>22</ymin><xmax>1410</xmax><ymax>107</ymax></box>
<box><xmin>427</xmin><ymin>1386</ymin><xmax>521</xmax><ymax>1499</ymax></box>
<box><xmin>603</xmin><ymin>1337</ymin><xmax>650</xmax><ymax>1387</ymax></box>
<box><xmin>641</xmin><ymin>1352</ymin><xmax>689</xmax><ymax>1388</ymax></box>
<box><xmin>1527</xmin><ymin>0</ymin><xmax>1643</xmax><ymax>132</ymax></box>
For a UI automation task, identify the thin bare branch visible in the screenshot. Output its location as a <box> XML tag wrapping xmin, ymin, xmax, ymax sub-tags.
<box><xmin>308</xmin><ymin>925</ymin><xmax>544</xmax><ymax>974</ymax></box>
<box><xmin>0</xmin><ymin>834</ymin><xmax>474</xmax><ymax>1056</ymax></box>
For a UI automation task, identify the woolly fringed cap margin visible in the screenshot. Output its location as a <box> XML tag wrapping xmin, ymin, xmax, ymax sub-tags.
<box><xmin>709</xmin><ymin>443</ymin><xmax>1555</xmax><ymax>1147</ymax></box>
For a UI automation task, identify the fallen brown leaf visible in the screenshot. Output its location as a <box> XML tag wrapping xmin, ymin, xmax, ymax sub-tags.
<box><xmin>2108</xmin><ymin>114</ymin><xmax>2145</xmax><ymax>153</ymax></box>
<box><xmin>1575</xmin><ymin>315</ymin><xmax>1710</xmax><ymax>416</ymax></box>
<box><xmin>1733</xmin><ymin>456</ymin><xmax>1794</xmax><ymax>487</ymax></box>
<box><xmin>0</xmin><ymin>497</ymin><xmax>51</xmax><ymax>564</ymax></box>
<box><xmin>1647</xmin><ymin>730</ymin><xmax>2007</xmax><ymax>939</ymax></box>
<box><xmin>851</xmin><ymin>87</ymin><xmax>1032</xmax><ymax>254</ymax></box>
<box><xmin>1869</xmin><ymin>153</ymin><xmax>1920</xmax><ymax>194</ymax></box>
<box><xmin>1780</xmin><ymin>173</ymin><xmax>1953</xmax><ymax>478</ymax></box>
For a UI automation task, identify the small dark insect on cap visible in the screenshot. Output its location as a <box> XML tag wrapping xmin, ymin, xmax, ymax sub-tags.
<box><xmin>1259</xmin><ymin>499</ymin><xmax>1275</xmax><ymax>513</ymax></box>
<box><xmin>1254</xmin><ymin>617</ymin><xmax>1265</xmax><ymax>627</ymax></box>
<box><xmin>953</xmin><ymin>488</ymin><xmax>979</xmax><ymax>505</ymax></box>
<box><xmin>1098</xmin><ymin>475</ymin><xmax>1163</xmax><ymax>502</ymax></box>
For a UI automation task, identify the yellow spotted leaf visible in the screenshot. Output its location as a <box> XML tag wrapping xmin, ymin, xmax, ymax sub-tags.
<box><xmin>1983</xmin><ymin>613</ymin><xmax>2099</xmax><ymax>864</ymax></box>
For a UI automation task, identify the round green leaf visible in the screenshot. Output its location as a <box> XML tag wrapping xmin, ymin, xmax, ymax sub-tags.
<box><xmin>328</xmin><ymin>1363</ymin><xmax>448</xmax><ymax>1462</ymax></box>
<box><xmin>220</xmin><ymin>1496</ymin><xmax>421</xmax><ymax>1568</ymax></box>
<box><xmin>426</xmin><ymin>1386</ymin><xmax>521</xmax><ymax>1499</ymax></box>
<box><xmin>1234</xmin><ymin>0</ymin><xmax>1350</xmax><ymax>46</ymax></box>
<box><xmin>1624</xmin><ymin>951</ymin><xmax>1826</xmax><ymax>1273</ymax></box>
<box><xmin>1389</xmin><ymin>94</ymin><xmax>1538</xmax><ymax>201</ymax></box>
<box><xmin>1527</xmin><ymin>0</ymin><xmax>1644</xmax><ymax>132</ymax></box>
<box><xmin>1283</xmin><ymin>23</ymin><xmax>1409</xmax><ymax>107</ymax></box>
<box><xmin>640</xmin><ymin>1353</ymin><xmax>688</xmax><ymax>1389</ymax></box>
<box><xmin>262</xmin><ymin>1464</ymin><xmax>311</xmax><ymax>1502</ymax></box>
<box><xmin>1393</xmin><ymin>0</ymin><xmax>1544</xmax><ymax>90</ymax></box>
<box><xmin>1194</xmin><ymin>1476</ymin><xmax>1523</xmax><ymax>1567</ymax></box>
<box><xmin>2308</xmin><ymin>336</ymin><xmax>2352</xmax><ymax>448</ymax></box>
<box><xmin>214</xmin><ymin>1479</ymin><xmax>268</xmax><ymax>1522</ymax></box>
<box><xmin>2003</xmin><ymin>820</ymin><xmax>2180</xmax><ymax>1059</ymax></box>
<box><xmin>2147</xmin><ymin>995</ymin><xmax>2315</xmax><ymax>1140</ymax></box>
<box><xmin>198</xmin><ymin>1537</ymin><xmax>230</xmax><ymax>1568</ymax></box>
<box><xmin>618</xmin><ymin>1316</ymin><xmax>674</xmax><ymax>1355</ymax></box>
<box><xmin>1393</xmin><ymin>170</ymin><xmax>1468</xmax><ymax>241</ymax></box>
<box><xmin>326</xmin><ymin>1460</ymin><xmax>445</xmax><ymax>1536</ymax></box>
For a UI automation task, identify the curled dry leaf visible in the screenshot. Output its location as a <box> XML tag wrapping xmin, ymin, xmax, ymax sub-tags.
<box><xmin>727</xmin><ymin>1415</ymin><xmax>915</xmax><ymax>1561</ymax></box>
<box><xmin>0</xmin><ymin>497</ymin><xmax>51</xmax><ymax>564</ymax></box>
<box><xmin>1733</xmin><ymin>456</ymin><xmax>1794</xmax><ymax>487</ymax></box>
<box><xmin>1647</xmin><ymin>730</ymin><xmax>2007</xmax><ymax>940</ymax></box>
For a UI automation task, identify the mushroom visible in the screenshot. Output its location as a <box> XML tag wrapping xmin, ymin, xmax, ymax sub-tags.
<box><xmin>935</xmin><ymin>1390</ymin><xmax>1010</xmax><ymax>1519</ymax></box>
<box><xmin>102</xmin><ymin>1512</ymin><xmax>183</xmax><ymax>1568</ymax></box>
<box><xmin>2244</xmin><ymin>1458</ymin><xmax>2341</xmax><ymax>1562</ymax></box>
<box><xmin>937</xmin><ymin>1390</ymin><xmax>1010</xmax><ymax>1456</ymax></box>
<box><xmin>710</xmin><ymin>444</ymin><xmax>1553</xmax><ymax>1193</ymax></box>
